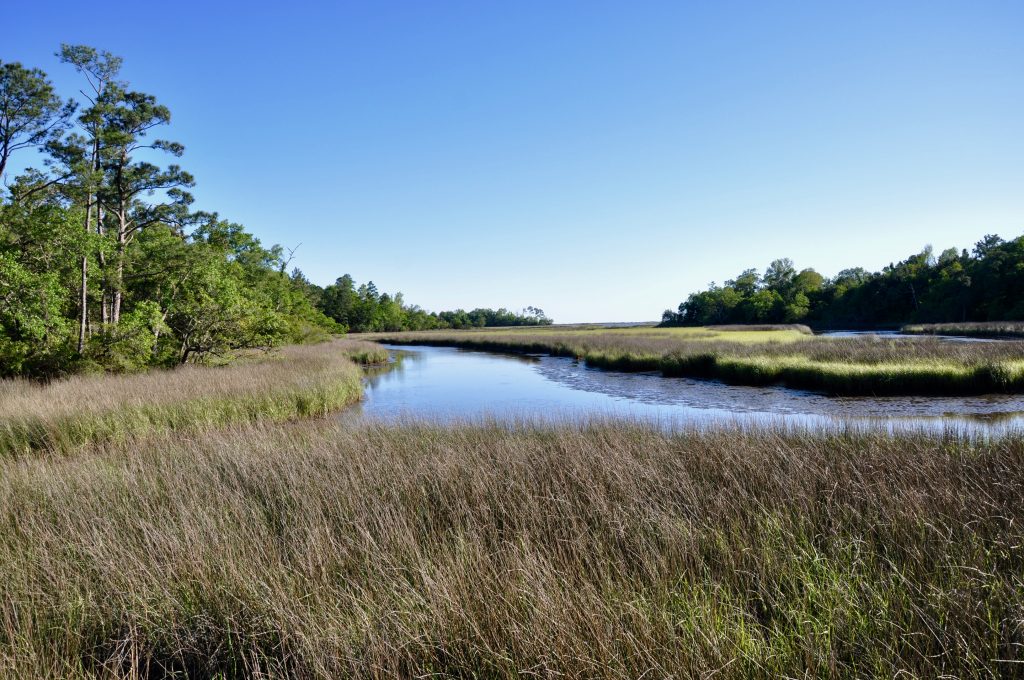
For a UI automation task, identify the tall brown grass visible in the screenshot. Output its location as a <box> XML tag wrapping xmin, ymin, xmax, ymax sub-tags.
<box><xmin>2</xmin><ymin>420</ymin><xmax>1021</xmax><ymax>677</ymax></box>
<box><xmin>0</xmin><ymin>340</ymin><xmax>372</xmax><ymax>457</ymax></box>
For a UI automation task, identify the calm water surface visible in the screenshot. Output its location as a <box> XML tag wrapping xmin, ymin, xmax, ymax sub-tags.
<box><xmin>345</xmin><ymin>344</ymin><xmax>1024</xmax><ymax>434</ymax></box>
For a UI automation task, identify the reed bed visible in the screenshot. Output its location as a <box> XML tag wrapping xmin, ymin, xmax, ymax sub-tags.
<box><xmin>334</xmin><ymin>339</ymin><xmax>390</xmax><ymax>365</ymax></box>
<box><xmin>0</xmin><ymin>340</ymin><xmax>373</xmax><ymax>457</ymax></box>
<box><xmin>904</xmin><ymin>321</ymin><xmax>1024</xmax><ymax>338</ymax></box>
<box><xmin>366</xmin><ymin>327</ymin><xmax>1024</xmax><ymax>395</ymax></box>
<box><xmin>706</xmin><ymin>323</ymin><xmax>812</xmax><ymax>333</ymax></box>
<box><xmin>0</xmin><ymin>420</ymin><xmax>1020</xmax><ymax>678</ymax></box>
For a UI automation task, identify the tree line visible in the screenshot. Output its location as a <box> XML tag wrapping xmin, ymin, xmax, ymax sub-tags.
<box><xmin>662</xmin><ymin>233</ymin><xmax>1024</xmax><ymax>328</ymax></box>
<box><xmin>315</xmin><ymin>274</ymin><xmax>551</xmax><ymax>332</ymax></box>
<box><xmin>0</xmin><ymin>48</ymin><xmax>550</xmax><ymax>378</ymax></box>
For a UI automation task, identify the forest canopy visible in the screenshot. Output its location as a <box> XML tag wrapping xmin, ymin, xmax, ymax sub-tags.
<box><xmin>662</xmin><ymin>235</ymin><xmax>1024</xmax><ymax>328</ymax></box>
<box><xmin>0</xmin><ymin>48</ymin><xmax>550</xmax><ymax>378</ymax></box>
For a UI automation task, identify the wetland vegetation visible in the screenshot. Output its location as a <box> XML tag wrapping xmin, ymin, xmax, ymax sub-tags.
<box><xmin>904</xmin><ymin>321</ymin><xmax>1024</xmax><ymax>339</ymax></box>
<box><xmin>0</xmin><ymin>340</ymin><xmax>371</xmax><ymax>457</ymax></box>
<box><xmin>2</xmin><ymin>420</ymin><xmax>1021</xmax><ymax>677</ymax></box>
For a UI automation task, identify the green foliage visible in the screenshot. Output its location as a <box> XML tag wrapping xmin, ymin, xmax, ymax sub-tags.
<box><xmin>0</xmin><ymin>251</ymin><xmax>70</xmax><ymax>374</ymax></box>
<box><xmin>0</xmin><ymin>199</ymin><xmax>83</xmax><ymax>376</ymax></box>
<box><xmin>438</xmin><ymin>305</ymin><xmax>552</xmax><ymax>329</ymax></box>
<box><xmin>664</xmin><ymin>233</ymin><xmax>1024</xmax><ymax>328</ymax></box>
<box><xmin>85</xmin><ymin>300</ymin><xmax>165</xmax><ymax>371</ymax></box>
<box><xmin>0</xmin><ymin>48</ymin><xmax>346</xmax><ymax>378</ymax></box>
<box><xmin>319</xmin><ymin>274</ymin><xmax>552</xmax><ymax>332</ymax></box>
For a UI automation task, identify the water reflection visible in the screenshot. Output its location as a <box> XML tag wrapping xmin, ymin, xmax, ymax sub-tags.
<box><xmin>346</xmin><ymin>344</ymin><xmax>1024</xmax><ymax>434</ymax></box>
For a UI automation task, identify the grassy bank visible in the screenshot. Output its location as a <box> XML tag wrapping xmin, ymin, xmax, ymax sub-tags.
<box><xmin>365</xmin><ymin>326</ymin><xmax>1024</xmax><ymax>395</ymax></box>
<box><xmin>0</xmin><ymin>421</ymin><xmax>1020</xmax><ymax>677</ymax></box>
<box><xmin>904</xmin><ymin>321</ymin><xmax>1024</xmax><ymax>339</ymax></box>
<box><xmin>334</xmin><ymin>338</ymin><xmax>391</xmax><ymax>365</ymax></box>
<box><xmin>0</xmin><ymin>340</ymin><xmax>375</xmax><ymax>457</ymax></box>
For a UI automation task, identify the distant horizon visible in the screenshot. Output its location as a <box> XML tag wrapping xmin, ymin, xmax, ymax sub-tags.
<box><xmin>325</xmin><ymin>227</ymin><xmax>1019</xmax><ymax>324</ymax></box>
<box><xmin>6</xmin><ymin>1</ymin><xmax>1024</xmax><ymax>323</ymax></box>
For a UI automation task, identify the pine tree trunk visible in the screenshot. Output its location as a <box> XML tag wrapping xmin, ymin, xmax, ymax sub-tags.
<box><xmin>112</xmin><ymin>210</ymin><xmax>127</xmax><ymax>325</ymax></box>
<box><xmin>112</xmin><ymin>271</ymin><xmax>123</xmax><ymax>323</ymax></box>
<box><xmin>78</xmin><ymin>254</ymin><xmax>88</xmax><ymax>352</ymax></box>
<box><xmin>78</xmin><ymin>196</ymin><xmax>90</xmax><ymax>354</ymax></box>
<box><xmin>78</xmin><ymin>132</ymin><xmax>101</xmax><ymax>354</ymax></box>
<box><xmin>97</xmin><ymin>203</ymin><xmax>108</xmax><ymax>326</ymax></box>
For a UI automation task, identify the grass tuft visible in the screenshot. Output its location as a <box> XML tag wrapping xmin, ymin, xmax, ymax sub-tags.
<box><xmin>338</xmin><ymin>339</ymin><xmax>391</xmax><ymax>365</ymax></box>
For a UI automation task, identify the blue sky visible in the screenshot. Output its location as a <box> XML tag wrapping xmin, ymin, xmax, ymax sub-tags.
<box><xmin>6</xmin><ymin>1</ymin><xmax>1024</xmax><ymax>322</ymax></box>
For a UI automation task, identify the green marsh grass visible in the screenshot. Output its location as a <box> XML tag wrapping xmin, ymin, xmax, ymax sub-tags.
<box><xmin>1</xmin><ymin>421</ymin><xmax>1021</xmax><ymax>677</ymax></box>
<box><xmin>335</xmin><ymin>339</ymin><xmax>390</xmax><ymax>365</ymax></box>
<box><xmin>904</xmin><ymin>321</ymin><xmax>1024</xmax><ymax>338</ymax></box>
<box><xmin>0</xmin><ymin>339</ymin><xmax>374</xmax><ymax>457</ymax></box>
<box><xmin>366</xmin><ymin>326</ymin><xmax>1024</xmax><ymax>395</ymax></box>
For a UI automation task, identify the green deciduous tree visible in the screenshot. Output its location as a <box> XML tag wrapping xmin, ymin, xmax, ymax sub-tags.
<box><xmin>664</xmin><ymin>235</ymin><xmax>1024</xmax><ymax>328</ymax></box>
<box><xmin>0</xmin><ymin>193</ymin><xmax>83</xmax><ymax>375</ymax></box>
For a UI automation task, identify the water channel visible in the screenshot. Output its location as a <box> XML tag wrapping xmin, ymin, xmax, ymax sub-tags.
<box><xmin>344</xmin><ymin>344</ymin><xmax>1024</xmax><ymax>435</ymax></box>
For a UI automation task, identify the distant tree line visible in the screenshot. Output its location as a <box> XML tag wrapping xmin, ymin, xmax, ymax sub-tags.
<box><xmin>662</xmin><ymin>233</ymin><xmax>1024</xmax><ymax>328</ymax></box>
<box><xmin>315</xmin><ymin>274</ymin><xmax>551</xmax><ymax>332</ymax></box>
<box><xmin>0</xmin><ymin>48</ymin><xmax>550</xmax><ymax>378</ymax></box>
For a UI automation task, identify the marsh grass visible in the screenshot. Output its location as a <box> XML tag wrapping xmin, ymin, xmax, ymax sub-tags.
<box><xmin>0</xmin><ymin>340</ymin><xmax>373</xmax><ymax>457</ymax></box>
<box><xmin>706</xmin><ymin>323</ymin><xmax>812</xmax><ymax>334</ymax></box>
<box><xmin>334</xmin><ymin>339</ymin><xmax>390</xmax><ymax>365</ymax></box>
<box><xmin>1</xmin><ymin>420</ymin><xmax>1021</xmax><ymax>677</ymax></box>
<box><xmin>366</xmin><ymin>327</ymin><xmax>1024</xmax><ymax>395</ymax></box>
<box><xmin>905</xmin><ymin>321</ymin><xmax>1024</xmax><ymax>338</ymax></box>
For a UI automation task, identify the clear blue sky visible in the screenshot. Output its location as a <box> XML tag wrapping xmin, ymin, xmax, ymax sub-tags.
<box><xmin>7</xmin><ymin>1</ymin><xmax>1024</xmax><ymax>322</ymax></box>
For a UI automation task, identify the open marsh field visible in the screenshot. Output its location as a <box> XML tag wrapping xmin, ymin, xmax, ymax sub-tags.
<box><xmin>364</xmin><ymin>325</ymin><xmax>1024</xmax><ymax>396</ymax></box>
<box><xmin>2</xmin><ymin>332</ymin><xmax>1023</xmax><ymax>678</ymax></box>
<box><xmin>1</xmin><ymin>337</ymin><xmax>1023</xmax><ymax>677</ymax></box>
<box><xmin>1</xmin><ymin>420</ymin><xmax>1021</xmax><ymax>677</ymax></box>
<box><xmin>0</xmin><ymin>340</ymin><xmax>378</xmax><ymax>457</ymax></box>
